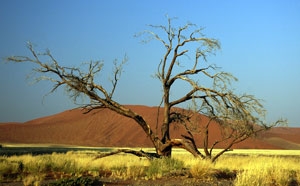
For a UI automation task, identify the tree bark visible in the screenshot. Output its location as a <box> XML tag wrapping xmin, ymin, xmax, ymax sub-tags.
<box><xmin>161</xmin><ymin>87</ymin><xmax>171</xmax><ymax>144</ymax></box>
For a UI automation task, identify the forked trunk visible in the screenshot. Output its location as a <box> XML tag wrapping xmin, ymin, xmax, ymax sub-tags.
<box><xmin>157</xmin><ymin>145</ymin><xmax>172</xmax><ymax>157</ymax></box>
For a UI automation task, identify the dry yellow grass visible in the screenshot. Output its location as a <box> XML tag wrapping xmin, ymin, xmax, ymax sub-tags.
<box><xmin>1</xmin><ymin>148</ymin><xmax>300</xmax><ymax>185</ymax></box>
<box><xmin>174</xmin><ymin>149</ymin><xmax>300</xmax><ymax>185</ymax></box>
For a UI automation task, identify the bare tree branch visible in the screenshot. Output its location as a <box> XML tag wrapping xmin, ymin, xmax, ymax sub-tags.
<box><xmin>94</xmin><ymin>149</ymin><xmax>161</xmax><ymax>160</ymax></box>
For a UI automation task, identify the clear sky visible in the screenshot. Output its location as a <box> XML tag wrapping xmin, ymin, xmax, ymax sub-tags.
<box><xmin>0</xmin><ymin>0</ymin><xmax>299</xmax><ymax>126</ymax></box>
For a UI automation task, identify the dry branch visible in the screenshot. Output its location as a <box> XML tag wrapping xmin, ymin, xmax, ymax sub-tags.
<box><xmin>94</xmin><ymin>149</ymin><xmax>161</xmax><ymax>160</ymax></box>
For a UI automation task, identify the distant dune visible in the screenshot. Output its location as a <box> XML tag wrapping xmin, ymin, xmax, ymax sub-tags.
<box><xmin>0</xmin><ymin>105</ymin><xmax>299</xmax><ymax>150</ymax></box>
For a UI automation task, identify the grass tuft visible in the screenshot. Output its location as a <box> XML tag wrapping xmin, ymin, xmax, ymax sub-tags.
<box><xmin>146</xmin><ymin>157</ymin><xmax>184</xmax><ymax>179</ymax></box>
<box><xmin>189</xmin><ymin>159</ymin><xmax>215</xmax><ymax>179</ymax></box>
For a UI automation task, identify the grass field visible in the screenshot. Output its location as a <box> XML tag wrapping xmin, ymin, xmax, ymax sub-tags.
<box><xmin>0</xmin><ymin>144</ymin><xmax>299</xmax><ymax>185</ymax></box>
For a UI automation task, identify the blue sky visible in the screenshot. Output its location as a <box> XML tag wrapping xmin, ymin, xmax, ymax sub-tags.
<box><xmin>0</xmin><ymin>1</ymin><xmax>299</xmax><ymax>126</ymax></box>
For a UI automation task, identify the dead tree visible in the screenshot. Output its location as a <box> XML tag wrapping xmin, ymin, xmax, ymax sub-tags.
<box><xmin>137</xmin><ymin>17</ymin><xmax>286</xmax><ymax>160</ymax></box>
<box><xmin>6</xmin><ymin>17</ymin><xmax>286</xmax><ymax>160</ymax></box>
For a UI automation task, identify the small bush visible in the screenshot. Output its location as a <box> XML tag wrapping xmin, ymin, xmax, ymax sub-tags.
<box><xmin>49</xmin><ymin>176</ymin><xmax>95</xmax><ymax>186</ymax></box>
<box><xmin>146</xmin><ymin>157</ymin><xmax>184</xmax><ymax>179</ymax></box>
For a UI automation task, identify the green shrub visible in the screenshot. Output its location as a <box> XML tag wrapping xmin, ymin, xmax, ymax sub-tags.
<box><xmin>48</xmin><ymin>176</ymin><xmax>95</xmax><ymax>186</ymax></box>
<box><xmin>146</xmin><ymin>157</ymin><xmax>184</xmax><ymax>179</ymax></box>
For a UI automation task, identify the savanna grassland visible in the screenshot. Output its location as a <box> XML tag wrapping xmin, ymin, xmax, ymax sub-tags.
<box><xmin>1</xmin><ymin>145</ymin><xmax>300</xmax><ymax>186</ymax></box>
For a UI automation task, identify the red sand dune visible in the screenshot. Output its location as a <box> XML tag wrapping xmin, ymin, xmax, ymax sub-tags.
<box><xmin>0</xmin><ymin>105</ymin><xmax>299</xmax><ymax>149</ymax></box>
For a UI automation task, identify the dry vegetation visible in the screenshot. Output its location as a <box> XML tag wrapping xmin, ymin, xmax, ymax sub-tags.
<box><xmin>0</xmin><ymin>147</ymin><xmax>300</xmax><ymax>185</ymax></box>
